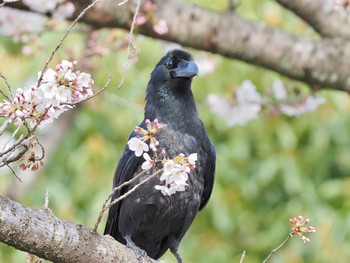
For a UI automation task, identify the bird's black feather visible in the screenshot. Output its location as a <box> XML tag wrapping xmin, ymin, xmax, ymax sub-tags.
<box><xmin>104</xmin><ymin>49</ymin><xmax>216</xmax><ymax>262</ymax></box>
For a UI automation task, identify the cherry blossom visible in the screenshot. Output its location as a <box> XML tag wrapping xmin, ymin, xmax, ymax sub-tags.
<box><xmin>154</xmin><ymin>153</ymin><xmax>197</xmax><ymax>196</ymax></box>
<box><xmin>290</xmin><ymin>215</ymin><xmax>316</xmax><ymax>243</ymax></box>
<box><xmin>155</xmin><ymin>184</ymin><xmax>186</xmax><ymax>196</ymax></box>
<box><xmin>153</xmin><ymin>19</ymin><xmax>168</xmax><ymax>35</ymax></box>
<box><xmin>0</xmin><ymin>7</ymin><xmax>46</xmax><ymax>40</ymax></box>
<box><xmin>272</xmin><ymin>79</ymin><xmax>287</xmax><ymax>100</ymax></box>
<box><xmin>187</xmin><ymin>153</ymin><xmax>197</xmax><ymax>168</ymax></box>
<box><xmin>207</xmin><ymin>79</ymin><xmax>326</xmax><ymax>127</ymax></box>
<box><xmin>207</xmin><ymin>80</ymin><xmax>262</xmax><ymax>126</ymax></box>
<box><xmin>0</xmin><ymin>60</ymin><xmax>94</xmax><ymax>129</ymax></box>
<box><xmin>127</xmin><ymin>138</ymin><xmax>149</xmax><ymax>157</ymax></box>
<box><xmin>141</xmin><ymin>153</ymin><xmax>154</xmax><ymax>170</ymax></box>
<box><xmin>280</xmin><ymin>96</ymin><xmax>326</xmax><ymax>116</ymax></box>
<box><xmin>22</xmin><ymin>0</ymin><xmax>58</xmax><ymax>13</ymax></box>
<box><xmin>53</xmin><ymin>2</ymin><xmax>75</xmax><ymax>20</ymax></box>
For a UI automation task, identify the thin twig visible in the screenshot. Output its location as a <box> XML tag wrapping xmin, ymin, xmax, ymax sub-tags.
<box><xmin>0</xmin><ymin>72</ymin><xmax>14</xmax><ymax>99</ymax></box>
<box><xmin>1</xmin><ymin>124</ymin><xmax>21</xmax><ymax>154</ymax></box>
<box><xmin>239</xmin><ymin>250</ymin><xmax>246</xmax><ymax>263</ymax></box>
<box><xmin>118</xmin><ymin>0</ymin><xmax>129</xmax><ymax>6</ymax></box>
<box><xmin>0</xmin><ymin>142</ymin><xmax>29</xmax><ymax>167</ymax></box>
<box><xmin>262</xmin><ymin>234</ymin><xmax>293</xmax><ymax>263</ymax></box>
<box><xmin>44</xmin><ymin>188</ymin><xmax>50</xmax><ymax>208</ymax></box>
<box><xmin>93</xmin><ymin>168</ymin><xmax>150</xmax><ymax>232</ymax></box>
<box><xmin>116</xmin><ymin>0</ymin><xmax>143</xmax><ymax>91</ymax></box>
<box><xmin>0</xmin><ymin>119</ymin><xmax>10</xmax><ymax>136</ymax></box>
<box><xmin>6</xmin><ymin>164</ymin><xmax>22</xmax><ymax>182</ymax></box>
<box><xmin>93</xmin><ymin>168</ymin><xmax>163</xmax><ymax>232</ymax></box>
<box><xmin>36</xmin><ymin>0</ymin><xmax>103</xmax><ymax>88</ymax></box>
<box><xmin>34</xmin><ymin>136</ymin><xmax>45</xmax><ymax>161</ymax></box>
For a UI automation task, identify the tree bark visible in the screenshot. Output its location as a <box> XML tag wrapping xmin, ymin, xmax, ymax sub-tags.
<box><xmin>275</xmin><ymin>0</ymin><xmax>350</xmax><ymax>39</ymax></box>
<box><xmin>0</xmin><ymin>195</ymin><xmax>151</xmax><ymax>263</ymax></box>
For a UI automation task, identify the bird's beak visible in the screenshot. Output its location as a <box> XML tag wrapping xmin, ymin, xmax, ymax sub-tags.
<box><xmin>171</xmin><ymin>61</ymin><xmax>199</xmax><ymax>79</ymax></box>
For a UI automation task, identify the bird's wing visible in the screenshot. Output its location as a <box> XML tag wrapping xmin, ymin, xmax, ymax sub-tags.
<box><xmin>199</xmin><ymin>141</ymin><xmax>216</xmax><ymax>211</ymax></box>
<box><xmin>103</xmin><ymin>129</ymin><xmax>144</xmax><ymax>240</ymax></box>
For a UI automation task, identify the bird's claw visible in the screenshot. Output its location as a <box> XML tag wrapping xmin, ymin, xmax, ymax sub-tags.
<box><xmin>125</xmin><ymin>235</ymin><xmax>157</xmax><ymax>263</ymax></box>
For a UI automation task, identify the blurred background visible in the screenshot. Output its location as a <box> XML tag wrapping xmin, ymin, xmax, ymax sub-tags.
<box><xmin>1</xmin><ymin>0</ymin><xmax>350</xmax><ymax>262</ymax></box>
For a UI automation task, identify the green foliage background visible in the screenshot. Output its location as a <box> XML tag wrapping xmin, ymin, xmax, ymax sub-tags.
<box><xmin>1</xmin><ymin>1</ymin><xmax>350</xmax><ymax>262</ymax></box>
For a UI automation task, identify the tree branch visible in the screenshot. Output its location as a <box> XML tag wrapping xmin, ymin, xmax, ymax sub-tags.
<box><xmin>0</xmin><ymin>194</ymin><xmax>153</xmax><ymax>263</ymax></box>
<box><xmin>275</xmin><ymin>0</ymin><xmax>350</xmax><ymax>39</ymax></box>
<box><xmin>6</xmin><ymin>0</ymin><xmax>350</xmax><ymax>92</ymax></box>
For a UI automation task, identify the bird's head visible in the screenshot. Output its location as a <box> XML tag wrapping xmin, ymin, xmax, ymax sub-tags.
<box><xmin>145</xmin><ymin>49</ymin><xmax>199</xmax><ymax>121</ymax></box>
<box><xmin>148</xmin><ymin>49</ymin><xmax>199</xmax><ymax>93</ymax></box>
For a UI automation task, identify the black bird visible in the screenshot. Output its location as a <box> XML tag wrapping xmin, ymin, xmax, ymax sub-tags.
<box><xmin>104</xmin><ymin>49</ymin><xmax>216</xmax><ymax>263</ymax></box>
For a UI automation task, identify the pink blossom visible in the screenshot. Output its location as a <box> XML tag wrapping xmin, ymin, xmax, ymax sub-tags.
<box><xmin>135</xmin><ymin>13</ymin><xmax>147</xmax><ymax>26</ymax></box>
<box><xmin>153</xmin><ymin>19</ymin><xmax>168</xmax><ymax>35</ymax></box>
<box><xmin>290</xmin><ymin>215</ymin><xmax>316</xmax><ymax>243</ymax></box>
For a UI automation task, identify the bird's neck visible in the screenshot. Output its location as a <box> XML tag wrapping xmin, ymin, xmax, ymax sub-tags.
<box><xmin>144</xmin><ymin>86</ymin><xmax>199</xmax><ymax>129</ymax></box>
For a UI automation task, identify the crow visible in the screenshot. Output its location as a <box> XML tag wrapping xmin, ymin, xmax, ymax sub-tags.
<box><xmin>104</xmin><ymin>49</ymin><xmax>216</xmax><ymax>263</ymax></box>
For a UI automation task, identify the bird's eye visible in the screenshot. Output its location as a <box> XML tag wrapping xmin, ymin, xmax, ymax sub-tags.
<box><xmin>165</xmin><ymin>60</ymin><xmax>174</xmax><ymax>69</ymax></box>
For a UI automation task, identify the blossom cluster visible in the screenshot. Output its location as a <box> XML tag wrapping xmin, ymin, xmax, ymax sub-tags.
<box><xmin>127</xmin><ymin>119</ymin><xmax>163</xmax><ymax>156</ymax></box>
<box><xmin>127</xmin><ymin>119</ymin><xmax>198</xmax><ymax>196</ymax></box>
<box><xmin>0</xmin><ymin>60</ymin><xmax>94</xmax><ymax>128</ymax></box>
<box><xmin>290</xmin><ymin>215</ymin><xmax>316</xmax><ymax>243</ymax></box>
<box><xmin>207</xmin><ymin>79</ymin><xmax>325</xmax><ymax>127</ymax></box>
<box><xmin>155</xmin><ymin>153</ymin><xmax>197</xmax><ymax>196</ymax></box>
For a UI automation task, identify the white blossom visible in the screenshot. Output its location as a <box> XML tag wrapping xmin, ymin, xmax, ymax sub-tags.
<box><xmin>187</xmin><ymin>153</ymin><xmax>197</xmax><ymax>166</ymax></box>
<box><xmin>207</xmin><ymin>80</ymin><xmax>262</xmax><ymax>127</ymax></box>
<box><xmin>23</xmin><ymin>0</ymin><xmax>58</xmax><ymax>13</ymax></box>
<box><xmin>272</xmin><ymin>79</ymin><xmax>287</xmax><ymax>100</ymax></box>
<box><xmin>55</xmin><ymin>85</ymin><xmax>71</xmax><ymax>102</ymax></box>
<box><xmin>236</xmin><ymin>80</ymin><xmax>262</xmax><ymax>104</ymax></box>
<box><xmin>280</xmin><ymin>96</ymin><xmax>326</xmax><ymax>116</ymax></box>
<box><xmin>78</xmin><ymin>72</ymin><xmax>92</xmax><ymax>88</ymax></box>
<box><xmin>141</xmin><ymin>153</ymin><xmax>153</xmax><ymax>170</ymax></box>
<box><xmin>53</xmin><ymin>2</ymin><xmax>75</xmax><ymax>19</ymax></box>
<box><xmin>42</xmin><ymin>68</ymin><xmax>57</xmax><ymax>84</ymax></box>
<box><xmin>169</xmin><ymin>168</ymin><xmax>188</xmax><ymax>186</ymax></box>
<box><xmin>64</xmin><ymin>69</ymin><xmax>77</xmax><ymax>81</ymax></box>
<box><xmin>227</xmin><ymin>104</ymin><xmax>261</xmax><ymax>126</ymax></box>
<box><xmin>0</xmin><ymin>7</ymin><xmax>46</xmax><ymax>38</ymax></box>
<box><xmin>127</xmin><ymin>137</ymin><xmax>149</xmax><ymax>157</ymax></box>
<box><xmin>155</xmin><ymin>184</ymin><xmax>177</xmax><ymax>196</ymax></box>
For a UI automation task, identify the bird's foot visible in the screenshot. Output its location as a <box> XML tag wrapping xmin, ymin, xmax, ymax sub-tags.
<box><xmin>125</xmin><ymin>235</ymin><xmax>157</xmax><ymax>263</ymax></box>
<box><xmin>170</xmin><ymin>246</ymin><xmax>184</xmax><ymax>263</ymax></box>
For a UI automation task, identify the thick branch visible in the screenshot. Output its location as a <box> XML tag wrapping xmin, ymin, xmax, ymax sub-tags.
<box><xmin>7</xmin><ymin>0</ymin><xmax>350</xmax><ymax>92</ymax></box>
<box><xmin>275</xmin><ymin>0</ymin><xmax>350</xmax><ymax>39</ymax></box>
<box><xmin>0</xmin><ymin>195</ymin><xmax>151</xmax><ymax>263</ymax></box>
<box><xmin>84</xmin><ymin>0</ymin><xmax>350</xmax><ymax>92</ymax></box>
